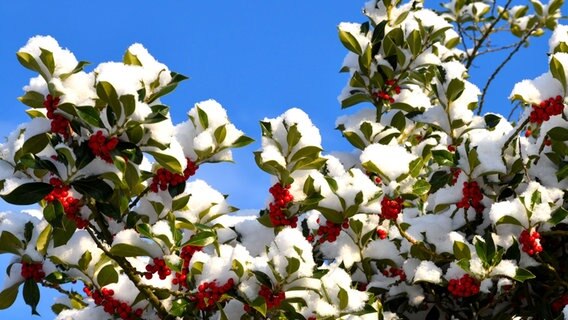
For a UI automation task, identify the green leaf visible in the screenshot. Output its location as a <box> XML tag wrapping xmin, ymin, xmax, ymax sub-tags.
<box><xmin>60</xmin><ymin>61</ymin><xmax>90</xmax><ymax>81</ymax></box>
<box><xmin>453</xmin><ymin>241</ymin><xmax>471</xmax><ymax>260</ymax></box>
<box><xmin>71</xmin><ymin>177</ymin><xmax>113</xmax><ymax>202</ymax></box>
<box><xmin>548</xmin><ymin>127</ymin><xmax>568</xmax><ymax>141</ymax></box>
<box><xmin>170</xmin><ymin>298</ymin><xmax>188</xmax><ymax>317</ymax></box>
<box><xmin>78</xmin><ymin>251</ymin><xmax>92</xmax><ymax>271</ymax></box>
<box><xmin>358</xmin><ymin>45</ymin><xmax>372</xmax><ymax>74</ymax></box>
<box><xmin>52</xmin><ymin>216</ymin><xmax>77</xmax><ymax>247</ymax></box>
<box><xmin>468</xmin><ymin>148</ymin><xmax>481</xmax><ymax>171</ymax></box>
<box><xmin>16</xmin><ymin>52</ymin><xmax>42</xmax><ymax>74</ymax></box>
<box><xmin>432</xmin><ymin>149</ymin><xmax>454</xmax><ymax>166</ymax></box>
<box><xmin>341</xmin><ymin>93</ymin><xmax>372</xmax><ymax>109</ymax></box>
<box><xmin>549</xmin><ymin>207</ymin><xmax>568</xmax><ymax>225</ymax></box>
<box><xmin>23</xmin><ymin>279</ymin><xmax>40</xmax><ymax>315</ymax></box>
<box><xmin>290</xmin><ymin>146</ymin><xmax>321</xmax><ymax>163</ymax></box>
<box><xmin>407</xmin><ymin>30</ymin><xmax>422</xmax><ymax>56</ymax></box>
<box><xmin>185</xmin><ymin>231</ymin><xmax>216</xmax><ymax>247</ymax></box>
<box><xmin>123</xmin><ymin>51</ymin><xmax>142</xmax><ymax>66</ymax></box>
<box><xmin>446</xmin><ymin>78</ymin><xmax>465</xmax><ymax>103</ymax></box>
<box><xmin>22</xmin><ymin>133</ymin><xmax>50</xmax><ymax>155</ymax></box>
<box><xmin>36</xmin><ymin>225</ymin><xmax>52</xmax><ymax>255</ymax></box>
<box><xmin>232</xmin><ymin>259</ymin><xmax>245</xmax><ymax>278</ymax></box>
<box><xmin>429</xmin><ymin>170</ymin><xmax>450</xmax><ymax>193</ymax></box>
<box><xmin>251</xmin><ymin>297</ymin><xmax>268</xmax><ymax>317</ymax></box>
<box><xmin>232</xmin><ymin>135</ymin><xmax>254</xmax><ymax>148</ymax></box>
<box><xmin>0</xmin><ymin>231</ymin><xmax>22</xmax><ymax>255</ymax></box>
<box><xmin>408</xmin><ymin>157</ymin><xmax>424</xmax><ymax>178</ymax></box>
<box><xmin>1</xmin><ymin>182</ymin><xmax>53</xmax><ymax>205</ymax></box>
<box><xmin>391</xmin><ymin>111</ymin><xmax>406</xmax><ymax>131</ymax></box>
<box><xmin>214</xmin><ymin>125</ymin><xmax>227</xmax><ymax>144</ymax></box>
<box><xmin>147</xmin><ymin>151</ymin><xmax>183</xmax><ymax>174</ymax></box>
<box><xmin>286</xmin><ymin>124</ymin><xmax>302</xmax><ymax>151</ymax></box>
<box><xmin>39</xmin><ymin>48</ymin><xmax>55</xmax><ymax>75</ymax></box>
<box><xmin>18</xmin><ymin>91</ymin><xmax>45</xmax><ymax>108</ymax></box>
<box><xmin>484</xmin><ymin>114</ymin><xmax>501</xmax><ymax>129</ymax></box>
<box><xmin>110</xmin><ymin>244</ymin><xmax>151</xmax><ymax>257</ymax></box>
<box><xmin>196</xmin><ymin>106</ymin><xmax>209</xmax><ymax>129</ymax></box>
<box><xmin>496</xmin><ymin>215</ymin><xmax>524</xmax><ymax>226</ymax></box>
<box><xmin>338</xmin><ymin>287</ymin><xmax>349</xmax><ymax>310</ymax></box>
<box><xmin>120</xmin><ymin>95</ymin><xmax>136</xmax><ymax>117</ymax></box>
<box><xmin>285</xmin><ymin>257</ymin><xmax>301</xmax><ymax>275</ymax></box>
<box><xmin>412</xmin><ymin>180</ymin><xmax>430</xmax><ymax>196</ymax></box>
<box><xmin>474</xmin><ymin>237</ymin><xmax>488</xmax><ymax>265</ymax></box>
<box><xmin>513</xmin><ymin>267</ymin><xmax>535</xmax><ymax>282</ymax></box>
<box><xmin>557</xmin><ymin>162</ymin><xmax>568</xmax><ymax>181</ymax></box>
<box><xmin>96</xmin><ymin>81</ymin><xmax>122</xmax><ymax>120</ymax></box>
<box><xmin>338</xmin><ymin>29</ymin><xmax>363</xmax><ymax>55</ymax></box>
<box><xmin>0</xmin><ymin>284</ymin><xmax>20</xmax><ymax>310</ymax></box>
<box><xmin>97</xmin><ymin>264</ymin><xmax>119</xmax><ymax>286</ymax></box>
<box><xmin>76</xmin><ymin>106</ymin><xmax>102</xmax><ymax>127</ymax></box>
<box><xmin>343</xmin><ymin>131</ymin><xmax>366</xmax><ymax>150</ymax></box>
<box><xmin>550</xmin><ymin>56</ymin><xmax>567</xmax><ymax>91</ymax></box>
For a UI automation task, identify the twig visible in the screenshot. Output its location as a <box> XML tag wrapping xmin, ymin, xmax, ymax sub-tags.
<box><xmin>85</xmin><ymin>227</ymin><xmax>174</xmax><ymax>319</ymax></box>
<box><xmin>41</xmin><ymin>281</ymin><xmax>88</xmax><ymax>307</ymax></box>
<box><xmin>477</xmin><ymin>27</ymin><xmax>538</xmax><ymax>114</ymax></box>
<box><xmin>129</xmin><ymin>185</ymin><xmax>151</xmax><ymax>209</ymax></box>
<box><xmin>465</xmin><ymin>0</ymin><xmax>514</xmax><ymax>69</ymax></box>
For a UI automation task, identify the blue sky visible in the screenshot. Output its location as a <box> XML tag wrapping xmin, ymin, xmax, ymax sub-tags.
<box><xmin>0</xmin><ymin>0</ymin><xmax>553</xmax><ymax>317</ymax></box>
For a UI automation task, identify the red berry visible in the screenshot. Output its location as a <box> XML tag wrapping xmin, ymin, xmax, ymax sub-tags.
<box><xmin>448</xmin><ymin>274</ymin><xmax>480</xmax><ymax>298</ymax></box>
<box><xmin>380</xmin><ymin>196</ymin><xmax>403</xmax><ymax>220</ymax></box>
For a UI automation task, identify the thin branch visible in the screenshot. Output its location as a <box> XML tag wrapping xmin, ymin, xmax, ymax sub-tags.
<box><xmin>85</xmin><ymin>227</ymin><xmax>174</xmax><ymax>319</ymax></box>
<box><xmin>477</xmin><ymin>27</ymin><xmax>537</xmax><ymax>114</ymax></box>
<box><xmin>41</xmin><ymin>281</ymin><xmax>88</xmax><ymax>307</ymax></box>
<box><xmin>465</xmin><ymin>0</ymin><xmax>514</xmax><ymax>69</ymax></box>
<box><xmin>476</xmin><ymin>43</ymin><xmax>519</xmax><ymax>56</ymax></box>
<box><xmin>129</xmin><ymin>185</ymin><xmax>151</xmax><ymax>209</ymax></box>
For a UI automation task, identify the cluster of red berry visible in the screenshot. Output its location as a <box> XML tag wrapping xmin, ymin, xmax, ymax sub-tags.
<box><xmin>44</xmin><ymin>94</ymin><xmax>71</xmax><ymax>138</ymax></box>
<box><xmin>21</xmin><ymin>262</ymin><xmax>45</xmax><ymax>282</ymax></box>
<box><xmin>173</xmin><ymin>245</ymin><xmax>202</xmax><ymax>288</ymax></box>
<box><xmin>447</xmin><ymin>274</ymin><xmax>480</xmax><ymax>298</ymax></box>
<box><xmin>258</xmin><ymin>285</ymin><xmax>286</xmax><ymax>309</ymax></box>
<box><xmin>376</xmin><ymin>228</ymin><xmax>388</xmax><ymax>239</ymax></box>
<box><xmin>373</xmin><ymin>79</ymin><xmax>401</xmax><ymax>104</ymax></box>
<box><xmin>519</xmin><ymin>229</ymin><xmax>543</xmax><ymax>256</ymax></box>
<box><xmin>552</xmin><ymin>294</ymin><xmax>568</xmax><ymax>313</ymax></box>
<box><xmin>150</xmin><ymin>158</ymin><xmax>198</xmax><ymax>193</ymax></box>
<box><xmin>88</xmin><ymin>131</ymin><xmax>119</xmax><ymax>163</ymax></box>
<box><xmin>529</xmin><ymin>96</ymin><xmax>564</xmax><ymax>124</ymax></box>
<box><xmin>315</xmin><ymin>218</ymin><xmax>349</xmax><ymax>244</ymax></box>
<box><xmin>191</xmin><ymin>279</ymin><xmax>235</xmax><ymax>310</ymax></box>
<box><xmin>267</xmin><ymin>183</ymin><xmax>297</xmax><ymax>228</ymax></box>
<box><xmin>382</xmin><ymin>267</ymin><xmax>406</xmax><ymax>281</ymax></box>
<box><xmin>456</xmin><ymin>181</ymin><xmax>484</xmax><ymax>214</ymax></box>
<box><xmin>44</xmin><ymin>177</ymin><xmax>88</xmax><ymax>229</ymax></box>
<box><xmin>144</xmin><ymin>258</ymin><xmax>171</xmax><ymax>280</ymax></box>
<box><xmin>84</xmin><ymin>287</ymin><xmax>143</xmax><ymax>320</ymax></box>
<box><xmin>380</xmin><ymin>196</ymin><xmax>403</xmax><ymax>220</ymax></box>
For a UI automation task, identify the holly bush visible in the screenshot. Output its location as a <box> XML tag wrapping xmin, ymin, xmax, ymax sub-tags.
<box><xmin>1</xmin><ymin>0</ymin><xmax>568</xmax><ymax>319</ymax></box>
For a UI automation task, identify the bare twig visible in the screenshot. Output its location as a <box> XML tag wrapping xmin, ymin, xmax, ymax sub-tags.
<box><xmin>478</xmin><ymin>27</ymin><xmax>538</xmax><ymax>114</ymax></box>
<box><xmin>465</xmin><ymin>0</ymin><xmax>514</xmax><ymax>69</ymax></box>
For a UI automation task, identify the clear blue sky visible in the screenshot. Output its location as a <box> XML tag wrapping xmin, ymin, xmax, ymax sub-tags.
<box><xmin>0</xmin><ymin>0</ymin><xmax>552</xmax><ymax>317</ymax></box>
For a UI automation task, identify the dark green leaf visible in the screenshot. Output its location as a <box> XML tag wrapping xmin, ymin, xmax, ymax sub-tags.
<box><xmin>109</xmin><ymin>244</ymin><xmax>151</xmax><ymax>257</ymax></box>
<box><xmin>185</xmin><ymin>231</ymin><xmax>216</xmax><ymax>247</ymax></box>
<box><xmin>71</xmin><ymin>177</ymin><xmax>113</xmax><ymax>202</ymax></box>
<box><xmin>76</xmin><ymin>106</ymin><xmax>102</xmax><ymax>127</ymax></box>
<box><xmin>1</xmin><ymin>182</ymin><xmax>53</xmax><ymax>205</ymax></box>
<box><xmin>18</xmin><ymin>91</ymin><xmax>45</xmax><ymax>108</ymax></box>
<box><xmin>513</xmin><ymin>268</ymin><xmax>535</xmax><ymax>282</ymax></box>
<box><xmin>0</xmin><ymin>284</ymin><xmax>20</xmax><ymax>310</ymax></box>
<box><xmin>23</xmin><ymin>279</ymin><xmax>40</xmax><ymax>315</ymax></box>
<box><xmin>0</xmin><ymin>232</ymin><xmax>22</xmax><ymax>255</ymax></box>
